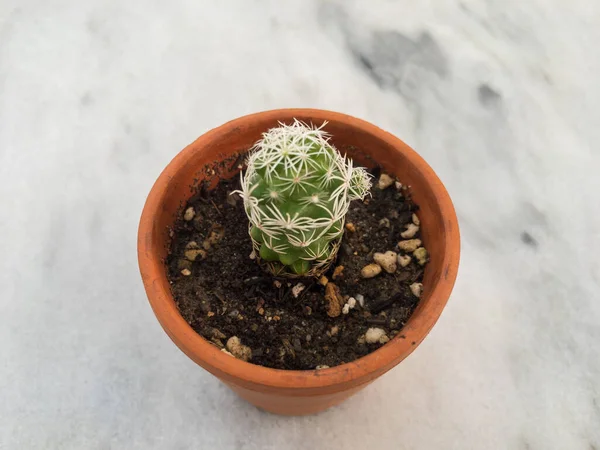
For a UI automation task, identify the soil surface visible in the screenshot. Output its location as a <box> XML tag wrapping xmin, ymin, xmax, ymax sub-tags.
<box><xmin>166</xmin><ymin>169</ymin><xmax>426</xmax><ymax>370</ymax></box>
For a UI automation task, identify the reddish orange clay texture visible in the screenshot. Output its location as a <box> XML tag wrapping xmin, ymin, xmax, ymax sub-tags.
<box><xmin>137</xmin><ymin>109</ymin><xmax>460</xmax><ymax>415</ymax></box>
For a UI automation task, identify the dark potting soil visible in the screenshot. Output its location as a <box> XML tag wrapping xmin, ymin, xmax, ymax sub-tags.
<box><xmin>166</xmin><ymin>170</ymin><xmax>426</xmax><ymax>370</ymax></box>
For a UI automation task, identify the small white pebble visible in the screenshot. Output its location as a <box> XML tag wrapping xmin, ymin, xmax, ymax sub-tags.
<box><xmin>413</xmin><ymin>247</ymin><xmax>428</xmax><ymax>266</ymax></box>
<box><xmin>183</xmin><ymin>207</ymin><xmax>195</xmax><ymax>221</ymax></box>
<box><xmin>226</xmin><ymin>336</ymin><xmax>252</xmax><ymax>361</ymax></box>
<box><xmin>184</xmin><ymin>248</ymin><xmax>206</xmax><ymax>261</ymax></box>
<box><xmin>365</xmin><ymin>328</ymin><xmax>389</xmax><ymax>344</ymax></box>
<box><xmin>342</xmin><ymin>297</ymin><xmax>357</xmax><ymax>314</ymax></box>
<box><xmin>379</xmin><ymin>217</ymin><xmax>391</xmax><ymax>228</ymax></box>
<box><xmin>410</xmin><ymin>282</ymin><xmax>423</xmax><ymax>298</ymax></box>
<box><xmin>395</xmin><ymin>181</ymin><xmax>402</xmax><ymax>190</ymax></box>
<box><xmin>180</xmin><ymin>268</ymin><xmax>191</xmax><ymax>276</ymax></box>
<box><xmin>361</xmin><ymin>263</ymin><xmax>382</xmax><ymax>278</ymax></box>
<box><xmin>316</xmin><ymin>365</ymin><xmax>330</xmax><ymax>370</ymax></box>
<box><xmin>292</xmin><ymin>283</ymin><xmax>306</xmax><ymax>298</ymax></box>
<box><xmin>274</xmin><ymin>280</ymin><xmax>282</xmax><ymax>288</ymax></box>
<box><xmin>397</xmin><ymin>254</ymin><xmax>412</xmax><ymax>267</ymax></box>
<box><xmin>400</xmin><ymin>223</ymin><xmax>420</xmax><ymax>239</ymax></box>
<box><xmin>398</xmin><ymin>239</ymin><xmax>422</xmax><ymax>252</ymax></box>
<box><xmin>373</xmin><ymin>251</ymin><xmax>398</xmax><ymax>274</ymax></box>
<box><xmin>355</xmin><ymin>294</ymin><xmax>365</xmax><ymax>308</ymax></box>
<box><xmin>221</xmin><ymin>348</ymin><xmax>233</xmax><ymax>356</ymax></box>
<box><xmin>378</xmin><ymin>173</ymin><xmax>394</xmax><ymax>190</ymax></box>
<box><xmin>329</xmin><ymin>326</ymin><xmax>339</xmax><ymax>336</ymax></box>
<box><xmin>249</xmin><ymin>250</ymin><xmax>256</xmax><ymax>260</ymax></box>
<box><xmin>412</xmin><ymin>213</ymin><xmax>420</xmax><ymax>226</ymax></box>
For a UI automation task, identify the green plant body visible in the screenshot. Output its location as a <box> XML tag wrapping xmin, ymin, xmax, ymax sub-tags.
<box><xmin>236</xmin><ymin>120</ymin><xmax>371</xmax><ymax>277</ymax></box>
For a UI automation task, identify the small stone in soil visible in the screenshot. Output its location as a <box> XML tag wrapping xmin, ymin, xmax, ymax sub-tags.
<box><xmin>183</xmin><ymin>207</ymin><xmax>195</xmax><ymax>221</ymax></box>
<box><xmin>397</xmin><ymin>254</ymin><xmax>412</xmax><ymax>267</ymax></box>
<box><xmin>361</xmin><ymin>263</ymin><xmax>382</xmax><ymax>278</ymax></box>
<box><xmin>293</xmin><ymin>338</ymin><xmax>302</xmax><ymax>351</ymax></box>
<box><xmin>413</xmin><ymin>247</ymin><xmax>428</xmax><ymax>266</ymax></box>
<box><xmin>410</xmin><ymin>282</ymin><xmax>423</xmax><ymax>298</ymax></box>
<box><xmin>332</xmin><ymin>265</ymin><xmax>345</xmax><ymax>280</ymax></box>
<box><xmin>192</xmin><ymin>215</ymin><xmax>203</xmax><ymax>231</ymax></box>
<box><xmin>342</xmin><ymin>297</ymin><xmax>357</xmax><ymax>314</ymax></box>
<box><xmin>185</xmin><ymin>247</ymin><xmax>207</xmax><ymax>262</ymax></box>
<box><xmin>318</xmin><ymin>275</ymin><xmax>328</xmax><ymax>286</ymax></box>
<box><xmin>345</xmin><ymin>222</ymin><xmax>356</xmax><ymax>233</ymax></box>
<box><xmin>379</xmin><ymin>217</ymin><xmax>391</xmax><ymax>228</ymax></box>
<box><xmin>412</xmin><ymin>213</ymin><xmax>420</xmax><ymax>226</ymax></box>
<box><xmin>325</xmin><ymin>282</ymin><xmax>344</xmax><ymax>318</ymax></box>
<box><xmin>212</xmin><ymin>328</ymin><xmax>226</xmax><ymax>339</ymax></box>
<box><xmin>395</xmin><ymin>181</ymin><xmax>402</xmax><ymax>190</ymax></box>
<box><xmin>378</xmin><ymin>173</ymin><xmax>394</xmax><ymax>190</ymax></box>
<box><xmin>355</xmin><ymin>294</ymin><xmax>365</xmax><ymax>308</ymax></box>
<box><xmin>178</xmin><ymin>259</ymin><xmax>192</xmax><ymax>271</ymax></box>
<box><xmin>373</xmin><ymin>251</ymin><xmax>398</xmax><ymax>274</ymax></box>
<box><xmin>207</xmin><ymin>227</ymin><xmax>225</xmax><ymax>245</ymax></box>
<box><xmin>226</xmin><ymin>336</ymin><xmax>252</xmax><ymax>361</ymax></box>
<box><xmin>180</xmin><ymin>268</ymin><xmax>191</xmax><ymax>276</ymax></box>
<box><xmin>292</xmin><ymin>283</ymin><xmax>305</xmax><ymax>298</ymax></box>
<box><xmin>401</xmin><ymin>223</ymin><xmax>420</xmax><ymax>239</ymax></box>
<box><xmin>329</xmin><ymin>325</ymin><xmax>339</xmax><ymax>336</ymax></box>
<box><xmin>398</xmin><ymin>239</ymin><xmax>422</xmax><ymax>252</ymax></box>
<box><xmin>315</xmin><ymin>365</ymin><xmax>330</xmax><ymax>370</ymax></box>
<box><xmin>364</xmin><ymin>327</ymin><xmax>389</xmax><ymax>344</ymax></box>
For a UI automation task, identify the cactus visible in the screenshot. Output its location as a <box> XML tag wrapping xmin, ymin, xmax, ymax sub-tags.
<box><xmin>236</xmin><ymin>120</ymin><xmax>372</xmax><ymax>277</ymax></box>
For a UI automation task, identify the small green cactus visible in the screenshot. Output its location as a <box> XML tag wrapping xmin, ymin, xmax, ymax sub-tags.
<box><xmin>237</xmin><ymin>120</ymin><xmax>371</xmax><ymax>277</ymax></box>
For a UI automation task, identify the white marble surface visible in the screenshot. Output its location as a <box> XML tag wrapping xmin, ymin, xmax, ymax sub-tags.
<box><xmin>1</xmin><ymin>0</ymin><xmax>599</xmax><ymax>448</ymax></box>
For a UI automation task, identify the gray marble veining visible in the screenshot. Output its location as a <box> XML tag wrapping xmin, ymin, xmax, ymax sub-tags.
<box><xmin>1</xmin><ymin>0</ymin><xmax>599</xmax><ymax>448</ymax></box>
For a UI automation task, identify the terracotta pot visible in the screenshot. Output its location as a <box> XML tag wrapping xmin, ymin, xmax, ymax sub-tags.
<box><xmin>138</xmin><ymin>109</ymin><xmax>460</xmax><ymax>416</ymax></box>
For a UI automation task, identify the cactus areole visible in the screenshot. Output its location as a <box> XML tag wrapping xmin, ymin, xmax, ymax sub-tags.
<box><xmin>236</xmin><ymin>120</ymin><xmax>372</xmax><ymax>277</ymax></box>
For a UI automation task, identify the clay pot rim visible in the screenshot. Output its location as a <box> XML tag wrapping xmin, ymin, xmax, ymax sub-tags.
<box><xmin>138</xmin><ymin>108</ymin><xmax>460</xmax><ymax>391</ymax></box>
